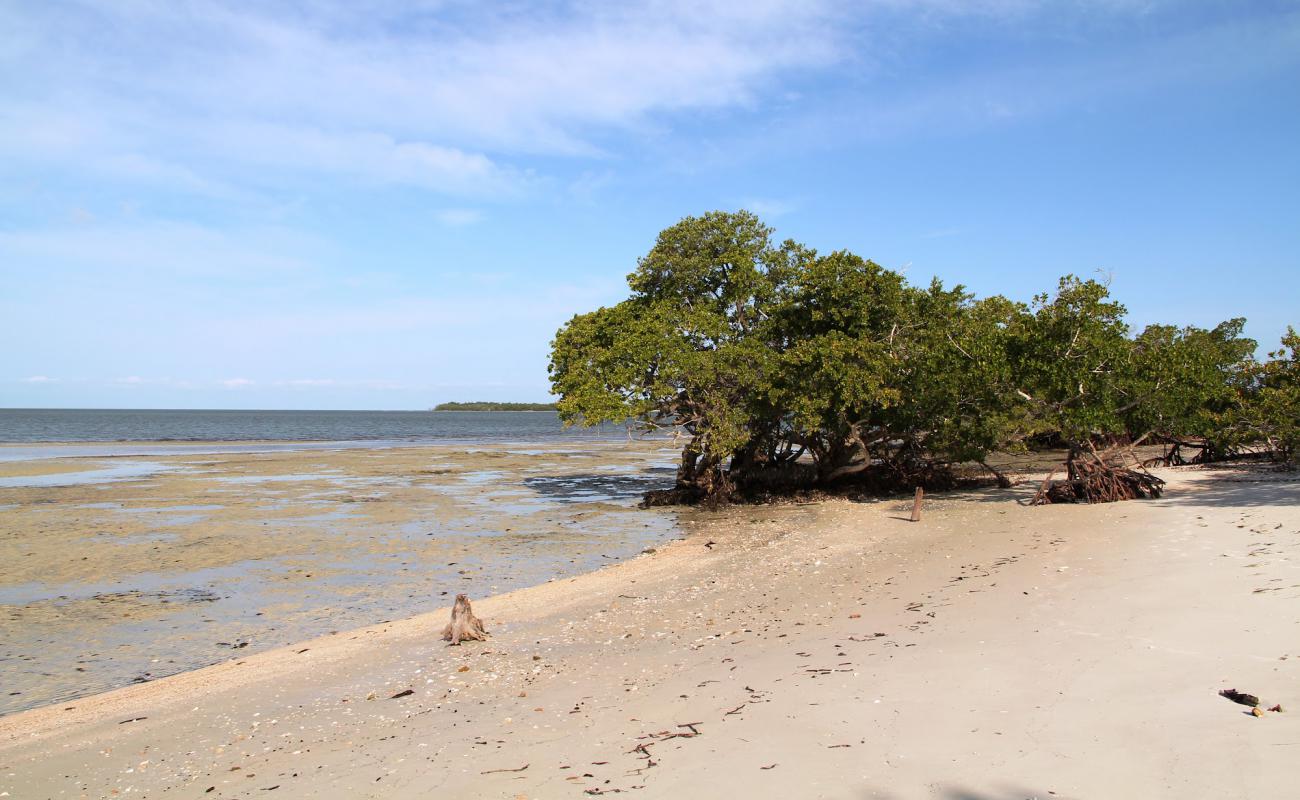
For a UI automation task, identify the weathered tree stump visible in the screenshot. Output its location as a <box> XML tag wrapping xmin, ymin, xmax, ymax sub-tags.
<box><xmin>441</xmin><ymin>594</ymin><xmax>488</xmax><ymax>645</ymax></box>
<box><xmin>909</xmin><ymin>486</ymin><xmax>924</xmax><ymax>522</ymax></box>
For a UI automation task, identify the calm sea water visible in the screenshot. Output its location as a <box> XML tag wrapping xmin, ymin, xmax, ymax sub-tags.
<box><xmin>0</xmin><ymin>408</ymin><xmax>629</xmax><ymax>444</ymax></box>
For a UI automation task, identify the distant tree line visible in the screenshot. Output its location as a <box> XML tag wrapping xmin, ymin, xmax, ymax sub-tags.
<box><xmin>432</xmin><ymin>402</ymin><xmax>558</xmax><ymax>411</ymax></box>
<box><xmin>549</xmin><ymin>211</ymin><xmax>1298</xmax><ymax>505</ymax></box>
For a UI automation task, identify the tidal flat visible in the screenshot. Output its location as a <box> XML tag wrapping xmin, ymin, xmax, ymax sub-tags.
<box><xmin>0</xmin><ymin>440</ymin><xmax>682</xmax><ymax>715</ymax></box>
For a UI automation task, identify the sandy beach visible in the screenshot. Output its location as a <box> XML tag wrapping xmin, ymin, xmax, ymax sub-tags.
<box><xmin>1</xmin><ymin>461</ymin><xmax>1296</xmax><ymax>799</ymax></box>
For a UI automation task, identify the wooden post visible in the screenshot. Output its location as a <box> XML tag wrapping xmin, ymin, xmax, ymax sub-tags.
<box><xmin>909</xmin><ymin>486</ymin><xmax>924</xmax><ymax>522</ymax></box>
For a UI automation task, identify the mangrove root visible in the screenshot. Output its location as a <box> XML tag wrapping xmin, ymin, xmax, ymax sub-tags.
<box><xmin>441</xmin><ymin>593</ymin><xmax>488</xmax><ymax>645</ymax></box>
<box><xmin>1032</xmin><ymin>452</ymin><xmax>1165</xmax><ymax>505</ymax></box>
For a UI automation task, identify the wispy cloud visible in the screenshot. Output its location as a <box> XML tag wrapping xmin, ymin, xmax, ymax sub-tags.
<box><xmin>7</xmin><ymin>2</ymin><xmax>1281</xmax><ymax>202</ymax></box>
<box><xmin>0</xmin><ymin>1</ymin><xmax>850</xmax><ymax>199</ymax></box>
<box><xmin>220</xmin><ymin>378</ymin><xmax>255</xmax><ymax>389</ymax></box>
<box><xmin>20</xmin><ymin>375</ymin><xmax>56</xmax><ymax>383</ymax></box>
<box><xmin>653</xmin><ymin>5</ymin><xmax>1300</xmax><ymax>168</ymax></box>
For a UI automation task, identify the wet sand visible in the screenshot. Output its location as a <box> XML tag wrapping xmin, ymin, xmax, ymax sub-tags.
<box><xmin>1</xmin><ymin>465</ymin><xmax>1296</xmax><ymax>798</ymax></box>
<box><xmin>0</xmin><ymin>441</ymin><xmax>681</xmax><ymax>714</ymax></box>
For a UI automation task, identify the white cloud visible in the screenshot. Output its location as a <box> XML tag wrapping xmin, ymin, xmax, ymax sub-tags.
<box><xmin>221</xmin><ymin>378</ymin><xmax>255</xmax><ymax>388</ymax></box>
<box><xmin>198</xmin><ymin>124</ymin><xmax>522</xmax><ymax>196</ymax></box>
<box><xmin>0</xmin><ymin>1</ymin><xmax>849</xmax><ymax>197</ymax></box>
<box><xmin>6</xmin><ymin>1</ymin><xmax>1279</xmax><ymax>202</ymax></box>
<box><xmin>20</xmin><ymin>375</ymin><xmax>55</xmax><ymax>383</ymax></box>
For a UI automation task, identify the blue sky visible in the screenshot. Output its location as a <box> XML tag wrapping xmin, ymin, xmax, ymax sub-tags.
<box><xmin>3</xmin><ymin>0</ymin><xmax>1298</xmax><ymax>410</ymax></box>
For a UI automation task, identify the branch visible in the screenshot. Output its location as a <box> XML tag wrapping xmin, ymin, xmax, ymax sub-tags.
<box><xmin>1063</xmin><ymin>326</ymin><xmax>1081</xmax><ymax>359</ymax></box>
<box><xmin>946</xmin><ymin>331</ymin><xmax>975</xmax><ymax>361</ymax></box>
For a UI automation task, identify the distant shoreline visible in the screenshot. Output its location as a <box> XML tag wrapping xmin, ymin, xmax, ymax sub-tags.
<box><xmin>431</xmin><ymin>402</ymin><xmax>558</xmax><ymax>411</ymax></box>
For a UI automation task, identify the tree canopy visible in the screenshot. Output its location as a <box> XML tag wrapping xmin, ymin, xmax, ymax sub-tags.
<box><xmin>549</xmin><ymin>211</ymin><xmax>1291</xmax><ymax>505</ymax></box>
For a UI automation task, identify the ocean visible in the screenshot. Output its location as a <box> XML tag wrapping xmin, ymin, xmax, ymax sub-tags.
<box><xmin>0</xmin><ymin>408</ymin><xmax>630</xmax><ymax>445</ymax></box>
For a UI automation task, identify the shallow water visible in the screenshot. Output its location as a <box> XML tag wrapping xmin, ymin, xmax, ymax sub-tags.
<box><xmin>0</xmin><ymin>460</ymin><xmax>179</xmax><ymax>488</ymax></box>
<box><xmin>0</xmin><ymin>441</ymin><xmax>681</xmax><ymax>715</ymax></box>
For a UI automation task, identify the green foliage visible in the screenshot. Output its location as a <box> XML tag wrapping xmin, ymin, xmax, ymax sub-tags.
<box><xmin>549</xmin><ymin>210</ymin><xmax>1294</xmax><ymax>502</ymax></box>
<box><xmin>1125</xmin><ymin>319</ymin><xmax>1256</xmax><ymax>444</ymax></box>
<box><xmin>550</xmin><ymin>211</ymin><xmax>807</xmax><ymax>495</ymax></box>
<box><xmin>886</xmin><ymin>287</ymin><xmax>1029</xmax><ymax>464</ymax></box>
<box><xmin>1232</xmin><ymin>329</ymin><xmax>1300</xmax><ymax>461</ymax></box>
<box><xmin>1011</xmin><ymin>276</ymin><xmax>1133</xmax><ymax>445</ymax></box>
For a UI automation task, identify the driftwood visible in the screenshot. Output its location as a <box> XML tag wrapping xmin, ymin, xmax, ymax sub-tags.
<box><xmin>441</xmin><ymin>593</ymin><xmax>488</xmax><ymax>645</ymax></box>
<box><xmin>1220</xmin><ymin>688</ymin><xmax>1260</xmax><ymax>707</ymax></box>
<box><xmin>909</xmin><ymin>487</ymin><xmax>924</xmax><ymax>522</ymax></box>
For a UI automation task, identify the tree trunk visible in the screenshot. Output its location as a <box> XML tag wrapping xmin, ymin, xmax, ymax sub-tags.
<box><xmin>727</xmin><ymin>440</ymin><xmax>768</xmax><ymax>489</ymax></box>
<box><xmin>441</xmin><ymin>594</ymin><xmax>487</xmax><ymax>645</ymax></box>
<box><xmin>817</xmin><ymin>433</ymin><xmax>861</xmax><ymax>483</ymax></box>
<box><xmin>642</xmin><ymin>438</ymin><xmax>732</xmax><ymax>505</ymax></box>
<box><xmin>979</xmin><ymin>460</ymin><xmax>1014</xmax><ymax>489</ymax></box>
<box><xmin>682</xmin><ymin>449</ymin><xmax>730</xmax><ymax>500</ymax></box>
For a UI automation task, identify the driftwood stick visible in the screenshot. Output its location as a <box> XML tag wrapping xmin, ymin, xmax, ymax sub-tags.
<box><xmin>909</xmin><ymin>487</ymin><xmax>924</xmax><ymax>522</ymax></box>
<box><xmin>1028</xmin><ymin>469</ymin><xmax>1057</xmax><ymax>506</ymax></box>
<box><xmin>441</xmin><ymin>593</ymin><xmax>488</xmax><ymax>645</ymax></box>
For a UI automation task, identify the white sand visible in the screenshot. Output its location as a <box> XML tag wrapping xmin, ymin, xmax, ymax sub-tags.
<box><xmin>1</xmin><ymin>467</ymin><xmax>1297</xmax><ymax>799</ymax></box>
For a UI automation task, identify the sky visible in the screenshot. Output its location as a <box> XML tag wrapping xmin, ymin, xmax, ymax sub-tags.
<box><xmin>2</xmin><ymin>0</ymin><xmax>1298</xmax><ymax>410</ymax></box>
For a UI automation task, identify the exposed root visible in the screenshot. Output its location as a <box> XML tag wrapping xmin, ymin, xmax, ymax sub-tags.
<box><xmin>1032</xmin><ymin>449</ymin><xmax>1165</xmax><ymax>505</ymax></box>
<box><xmin>441</xmin><ymin>594</ymin><xmax>488</xmax><ymax>645</ymax></box>
<box><xmin>640</xmin><ymin>486</ymin><xmax>707</xmax><ymax>507</ymax></box>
